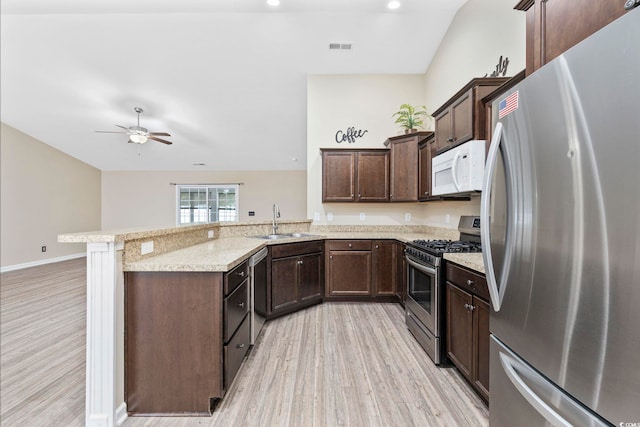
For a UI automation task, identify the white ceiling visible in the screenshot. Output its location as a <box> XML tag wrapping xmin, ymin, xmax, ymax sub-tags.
<box><xmin>1</xmin><ymin>0</ymin><xmax>467</xmax><ymax>171</ymax></box>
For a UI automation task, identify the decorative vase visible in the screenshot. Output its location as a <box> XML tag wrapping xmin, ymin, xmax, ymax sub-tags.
<box><xmin>404</xmin><ymin>128</ymin><xmax>418</xmax><ymax>134</ymax></box>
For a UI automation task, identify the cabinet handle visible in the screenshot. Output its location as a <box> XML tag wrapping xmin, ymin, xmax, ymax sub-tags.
<box><xmin>237</xmin><ymin>343</ymin><xmax>246</xmax><ymax>349</ymax></box>
<box><xmin>358</xmin><ymin>193</ymin><xmax>361</xmax><ymax>197</ymax></box>
<box><xmin>329</xmin><ymin>255</ymin><xmax>333</xmax><ymax>260</ymax></box>
<box><xmin>297</xmin><ymin>260</ymin><xmax>303</xmax><ymax>265</ymax></box>
<box><xmin>375</xmin><ymin>245</ymin><xmax>379</xmax><ymax>249</ymax></box>
<box><xmin>237</xmin><ymin>302</ymin><xmax>245</xmax><ymax>308</ymax></box>
<box><xmin>237</xmin><ymin>271</ymin><xmax>245</xmax><ymax>277</ymax></box>
<box><xmin>466</xmin><ymin>279</ymin><xmax>474</xmax><ymax>286</ymax></box>
<box><xmin>447</xmin><ymin>137</ymin><xmax>454</xmax><ymax>142</ymax></box>
<box><xmin>348</xmin><ymin>244</ymin><xmax>352</xmax><ymax>248</ymax></box>
<box><xmin>464</xmin><ymin>303</ymin><xmax>476</xmax><ymax>311</ymax></box>
<box><xmin>424</xmin><ymin>191</ymin><xmax>429</xmax><ymax>195</ymax></box>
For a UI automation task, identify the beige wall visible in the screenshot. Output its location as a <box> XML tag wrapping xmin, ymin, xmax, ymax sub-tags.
<box><xmin>0</xmin><ymin>123</ymin><xmax>101</xmax><ymax>268</ymax></box>
<box><xmin>424</xmin><ymin>0</ymin><xmax>526</xmax><ymax>109</ymax></box>
<box><xmin>101</xmin><ymin>170</ymin><xmax>307</xmax><ymax>230</ymax></box>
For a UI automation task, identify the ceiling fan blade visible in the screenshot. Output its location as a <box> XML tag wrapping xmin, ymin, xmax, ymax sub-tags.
<box><xmin>149</xmin><ymin>132</ymin><xmax>171</xmax><ymax>136</ymax></box>
<box><xmin>115</xmin><ymin>124</ymin><xmax>130</xmax><ymax>131</ymax></box>
<box><xmin>148</xmin><ymin>136</ymin><xmax>173</xmax><ymax>145</ymax></box>
<box><xmin>95</xmin><ymin>130</ymin><xmax>128</xmax><ymax>134</ymax></box>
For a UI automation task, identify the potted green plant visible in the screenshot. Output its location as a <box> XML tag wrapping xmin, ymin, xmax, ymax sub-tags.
<box><xmin>392</xmin><ymin>104</ymin><xmax>431</xmax><ymax>133</ymax></box>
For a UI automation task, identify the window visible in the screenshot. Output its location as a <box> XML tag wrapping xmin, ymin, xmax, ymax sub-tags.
<box><xmin>177</xmin><ymin>184</ymin><xmax>239</xmax><ymax>225</ymax></box>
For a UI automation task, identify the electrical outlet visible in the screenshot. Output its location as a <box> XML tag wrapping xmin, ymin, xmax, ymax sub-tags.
<box><xmin>405</xmin><ymin>213</ymin><xmax>411</xmax><ymax>222</ymax></box>
<box><xmin>41</xmin><ymin>246</ymin><xmax>46</xmax><ymax>253</ymax></box>
<box><xmin>314</xmin><ymin>212</ymin><xmax>320</xmax><ymax>221</ymax></box>
<box><xmin>248</xmin><ymin>211</ymin><xmax>255</xmax><ymax>217</ymax></box>
<box><xmin>327</xmin><ymin>212</ymin><xmax>333</xmax><ymax>221</ymax></box>
<box><xmin>208</xmin><ymin>230</ymin><xmax>214</xmax><ymax>238</ymax></box>
<box><xmin>141</xmin><ymin>241</ymin><xmax>154</xmax><ymax>255</ymax></box>
<box><xmin>359</xmin><ymin>212</ymin><xmax>365</xmax><ymax>221</ymax></box>
<box><xmin>445</xmin><ymin>214</ymin><xmax>451</xmax><ymax>224</ymax></box>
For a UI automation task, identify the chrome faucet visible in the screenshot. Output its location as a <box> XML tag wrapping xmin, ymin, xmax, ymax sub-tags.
<box><xmin>272</xmin><ymin>203</ymin><xmax>280</xmax><ymax>235</ymax></box>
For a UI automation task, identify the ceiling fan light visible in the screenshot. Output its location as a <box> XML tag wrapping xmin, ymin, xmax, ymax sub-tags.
<box><xmin>129</xmin><ymin>134</ymin><xmax>148</xmax><ymax>144</ymax></box>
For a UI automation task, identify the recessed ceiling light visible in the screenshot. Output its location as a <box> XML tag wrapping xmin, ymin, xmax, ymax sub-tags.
<box><xmin>387</xmin><ymin>1</ymin><xmax>401</xmax><ymax>10</ymax></box>
<box><xmin>267</xmin><ymin>0</ymin><xmax>280</xmax><ymax>6</ymax></box>
<box><xmin>192</xmin><ymin>162</ymin><xmax>206</xmax><ymax>166</ymax></box>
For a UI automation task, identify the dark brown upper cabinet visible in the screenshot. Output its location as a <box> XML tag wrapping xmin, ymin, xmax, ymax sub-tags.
<box><xmin>384</xmin><ymin>131</ymin><xmax>433</xmax><ymax>202</ymax></box>
<box><xmin>515</xmin><ymin>0</ymin><xmax>631</xmax><ymax>76</ymax></box>
<box><xmin>321</xmin><ymin>149</ymin><xmax>389</xmax><ymax>202</ymax></box>
<box><xmin>432</xmin><ymin>78</ymin><xmax>509</xmax><ymax>154</ymax></box>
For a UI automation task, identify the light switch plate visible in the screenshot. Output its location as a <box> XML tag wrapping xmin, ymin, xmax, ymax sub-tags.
<box><xmin>359</xmin><ymin>212</ymin><xmax>365</xmax><ymax>221</ymax></box>
<box><xmin>405</xmin><ymin>213</ymin><xmax>411</xmax><ymax>222</ymax></box>
<box><xmin>141</xmin><ymin>241</ymin><xmax>154</xmax><ymax>255</ymax></box>
<box><xmin>314</xmin><ymin>212</ymin><xmax>320</xmax><ymax>221</ymax></box>
<box><xmin>327</xmin><ymin>212</ymin><xmax>333</xmax><ymax>221</ymax></box>
<box><xmin>208</xmin><ymin>230</ymin><xmax>214</xmax><ymax>238</ymax></box>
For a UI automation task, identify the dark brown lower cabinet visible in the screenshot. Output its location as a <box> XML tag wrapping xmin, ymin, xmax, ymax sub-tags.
<box><xmin>124</xmin><ymin>271</ymin><xmax>225</xmax><ymax>416</ymax></box>
<box><xmin>325</xmin><ymin>239</ymin><xmax>400</xmax><ymax>300</ymax></box>
<box><xmin>445</xmin><ymin>262</ymin><xmax>490</xmax><ymax>403</ymax></box>
<box><xmin>268</xmin><ymin>240</ymin><xmax>324</xmax><ymax>317</ymax></box>
<box><xmin>124</xmin><ymin>260</ymin><xmax>251</xmax><ymax>416</ymax></box>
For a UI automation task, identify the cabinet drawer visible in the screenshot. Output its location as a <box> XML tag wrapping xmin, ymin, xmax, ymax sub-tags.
<box><xmin>225</xmin><ymin>259</ymin><xmax>249</xmax><ymax>295</ymax></box>
<box><xmin>224</xmin><ymin>314</ymin><xmax>250</xmax><ymax>390</ymax></box>
<box><xmin>446</xmin><ymin>262</ymin><xmax>489</xmax><ymax>301</ymax></box>
<box><xmin>224</xmin><ymin>279</ymin><xmax>249</xmax><ymax>342</ymax></box>
<box><xmin>327</xmin><ymin>240</ymin><xmax>372</xmax><ymax>251</ymax></box>
<box><xmin>270</xmin><ymin>240</ymin><xmax>324</xmax><ymax>259</ymax></box>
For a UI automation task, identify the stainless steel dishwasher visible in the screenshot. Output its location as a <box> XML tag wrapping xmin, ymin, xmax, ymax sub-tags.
<box><xmin>249</xmin><ymin>247</ymin><xmax>268</xmax><ymax>345</ymax></box>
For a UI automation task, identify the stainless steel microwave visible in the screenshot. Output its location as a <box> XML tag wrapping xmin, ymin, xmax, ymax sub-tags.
<box><xmin>432</xmin><ymin>139</ymin><xmax>485</xmax><ymax>196</ymax></box>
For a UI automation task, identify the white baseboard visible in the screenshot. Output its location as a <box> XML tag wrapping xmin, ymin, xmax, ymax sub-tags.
<box><xmin>0</xmin><ymin>253</ymin><xmax>85</xmax><ymax>273</ymax></box>
<box><xmin>115</xmin><ymin>402</ymin><xmax>128</xmax><ymax>426</ymax></box>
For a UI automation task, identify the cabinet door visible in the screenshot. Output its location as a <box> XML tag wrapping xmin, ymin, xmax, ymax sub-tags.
<box><xmin>446</xmin><ymin>283</ymin><xmax>473</xmax><ymax>379</ymax></box>
<box><xmin>389</xmin><ymin>137</ymin><xmax>418</xmax><ymax>201</ymax></box>
<box><xmin>517</xmin><ymin>0</ymin><xmax>628</xmax><ymax>75</ymax></box>
<box><xmin>451</xmin><ymin>89</ymin><xmax>472</xmax><ymax>145</ymax></box>
<box><xmin>357</xmin><ymin>151</ymin><xmax>389</xmax><ymax>201</ymax></box>
<box><xmin>322</xmin><ymin>151</ymin><xmax>355</xmax><ymax>202</ymax></box>
<box><xmin>434</xmin><ymin>108</ymin><xmax>452</xmax><ymax>151</ymax></box>
<box><xmin>418</xmin><ymin>142</ymin><xmax>430</xmax><ymax>201</ymax></box>
<box><xmin>473</xmin><ymin>297</ymin><xmax>490</xmax><ymax>401</ymax></box>
<box><xmin>298</xmin><ymin>253</ymin><xmax>323</xmax><ymax>303</ymax></box>
<box><xmin>372</xmin><ymin>241</ymin><xmax>397</xmax><ymax>296</ymax></box>
<box><xmin>271</xmin><ymin>257</ymin><xmax>299</xmax><ymax>312</ymax></box>
<box><xmin>327</xmin><ymin>250</ymin><xmax>372</xmax><ymax>296</ymax></box>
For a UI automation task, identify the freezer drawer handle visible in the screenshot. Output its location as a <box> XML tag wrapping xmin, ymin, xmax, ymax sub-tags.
<box><xmin>499</xmin><ymin>351</ymin><xmax>608</xmax><ymax>427</ymax></box>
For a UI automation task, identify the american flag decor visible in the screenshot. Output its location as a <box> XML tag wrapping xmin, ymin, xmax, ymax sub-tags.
<box><xmin>498</xmin><ymin>90</ymin><xmax>519</xmax><ymax>119</ymax></box>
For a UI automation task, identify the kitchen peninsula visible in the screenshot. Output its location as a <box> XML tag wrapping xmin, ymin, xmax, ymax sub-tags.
<box><xmin>59</xmin><ymin>220</ymin><xmax>483</xmax><ymax>424</ymax></box>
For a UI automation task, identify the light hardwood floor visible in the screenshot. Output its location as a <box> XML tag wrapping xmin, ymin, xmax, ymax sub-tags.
<box><xmin>1</xmin><ymin>258</ymin><xmax>488</xmax><ymax>427</ymax></box>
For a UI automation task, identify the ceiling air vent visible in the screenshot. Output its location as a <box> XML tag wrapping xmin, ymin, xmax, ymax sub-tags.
<box><xmin>329</xmin><ymin>43</ymin><xmax>352</xmax><ymax>50</ymax></box>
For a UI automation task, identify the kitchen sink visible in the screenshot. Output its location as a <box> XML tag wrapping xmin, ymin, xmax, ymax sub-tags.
<box><xmin>251</xmin><ymin>233</ymin><xmax>315</xmax><ymax>240</ymax></box>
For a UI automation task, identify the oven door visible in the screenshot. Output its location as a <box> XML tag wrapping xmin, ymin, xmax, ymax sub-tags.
<box><xmin>405</xmin><ymin>255</ymin><xmax>439</xmax><ymax>336</ymax></box>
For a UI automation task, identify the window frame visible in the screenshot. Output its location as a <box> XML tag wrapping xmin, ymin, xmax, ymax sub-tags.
<box><xmin>175</xmin><ymin>184</ymin><xmax>240</xmax><ymax>225</ymax></box>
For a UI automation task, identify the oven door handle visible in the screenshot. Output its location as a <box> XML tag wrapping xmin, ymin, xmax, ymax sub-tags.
<box><xmin>406</xmin><ymin>256</ymin><xmax>437</xmax><ymax>276</ymax></box>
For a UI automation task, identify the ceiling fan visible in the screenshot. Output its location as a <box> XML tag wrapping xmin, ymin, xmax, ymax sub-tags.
<box><xmin>95</xmin><ymin>107</ymin><xmax>173</xmax><ymax>145</ymax></box>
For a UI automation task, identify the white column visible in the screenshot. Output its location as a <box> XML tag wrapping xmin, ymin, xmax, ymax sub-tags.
<box><xmin>85</xmin><ymin>242</ymin><xmax>121</xmax><ymax>427</ymax></box>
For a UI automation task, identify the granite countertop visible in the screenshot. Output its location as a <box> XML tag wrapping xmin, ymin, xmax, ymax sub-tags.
<box><xmin>124</xmin><ymin>230</ymin><xmax>485</xmax><ymax>274</ymax></box>
<box><xmin>443</xmin><ymin>253</ymin><xmax>485</xmax><ymax>274</ymax></box>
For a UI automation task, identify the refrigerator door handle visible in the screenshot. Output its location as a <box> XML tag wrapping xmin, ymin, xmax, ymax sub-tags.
<box><xmin>481</xmin><ymin>122</ymin><xmax>508</xmax><ymax>311</ymax></box>
<box><xmin>498</xmin><ymin>350</ymin><xmax>609</xmax><ymax>427</ymax></box>
<box><xmin>451</xmin><ymin>150</ymin><xmax>462</xmax><ymax>191</ymax></box>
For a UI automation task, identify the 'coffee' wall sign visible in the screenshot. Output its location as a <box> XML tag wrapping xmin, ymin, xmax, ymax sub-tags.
<box><xmin>335</xmin><ymin>127</ymin><xmax>368</xmax><ymax>143</ymax></box>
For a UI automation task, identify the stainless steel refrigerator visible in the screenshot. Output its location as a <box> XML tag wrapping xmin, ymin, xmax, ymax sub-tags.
<box><xmin>481</xmin><ymin>9</ymin><xmax>640</xmax><ymax>427</ymax></box>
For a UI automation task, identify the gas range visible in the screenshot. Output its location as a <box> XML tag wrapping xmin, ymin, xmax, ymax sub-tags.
<box><xmin>409</xmin><ymin>239</ymin><xmax>482</xmax><ymax>256</ymax></box>
<box><xmin>404</xmin><ymin>215</ymin><xmax>481</xmax><ymax>365</ymax></box>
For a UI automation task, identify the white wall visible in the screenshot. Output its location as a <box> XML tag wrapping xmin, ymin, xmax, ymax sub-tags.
<box><xmin>306</xmin><ymin>0</ymin><xmax>526</xmax><ymax>229</ymax></box>
<box><xmin>102</xmin><ymin>170</ymin><xmax>307</xmax><ymax>230</ymax></box>
<box><xmin>0</xmin><ymin>123</ymin><xmax>101</xmax><ymax>269</ymax></box>
<box><xmin>424</xmin><ymin>0</ymin><xmax>526</xmax><ymax>109</ymax></box>
<box><xmin>307</xmin><ymin>74</ymin><xmax>431</xmax><ymax>225</ymax></box>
